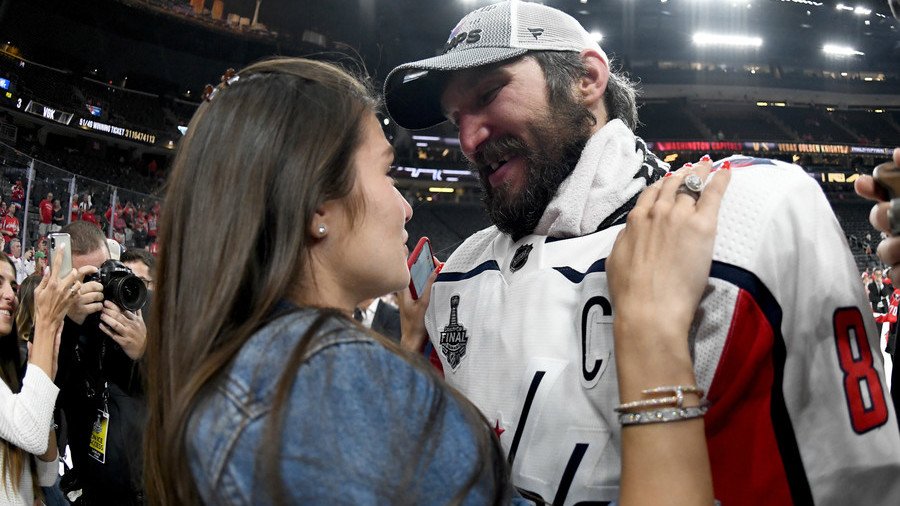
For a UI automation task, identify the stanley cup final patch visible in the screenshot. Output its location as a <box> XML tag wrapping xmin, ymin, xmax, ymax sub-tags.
<box><xmin>440</xmin><ymin>295</ymin><xmax>469</xmax><ymax>369</ymax></box>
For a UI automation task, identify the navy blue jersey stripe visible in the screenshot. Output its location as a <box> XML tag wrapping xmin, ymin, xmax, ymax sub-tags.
<box><xmin>508</xmin><ymin>371</ymin><xmax>546</xmax><ymax>468</ymax></box>
<box><xmin>553</xmin><ymin>259</ymin><xmax>607</xmax><ymax>283</ymax></box>
<box><xmin>553</xmin><ymin>443</ymin><xmax>590</xmax><ymax>506</ymax></box>
<box><xmin>435</xmin><ymin>260</ymin><xmax>500</xmax><ymax>282</ymax></box>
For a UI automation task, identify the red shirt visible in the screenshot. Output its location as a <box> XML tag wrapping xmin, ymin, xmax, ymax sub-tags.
<box><xmin>1</xmin><ymin>215</ymin><xmax>19</xmax><ymax>239</ymax></box>
<box><xmin>11</xmin><ymin>185</ymin><xmax>24</xmax><ymax>203</ymax></box>
<box><xmin>39</xmin><ymin>199</ymin><xmax>53</xmax><ymax>224</ymax></box>
<box><xmin>71</xmin><ymin>203</ymin><xmax>80</xmax><ymax>222</ymax></box>
<box><xmin>82</xmin><ymin>211</ymin><xmax>99</xmax><ymax>228</ymax></box>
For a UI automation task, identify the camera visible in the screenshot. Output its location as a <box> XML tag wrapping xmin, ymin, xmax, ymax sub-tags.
<box><xmin>85</xmin><ymin>260</ymin><xmax>149</xmax><ymax>311</ymax></box>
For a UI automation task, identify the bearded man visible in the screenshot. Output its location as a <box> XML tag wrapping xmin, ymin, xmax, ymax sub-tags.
<box><xmin>385</xmin><ymin>1</ymin><xmax>900</xmax><ymax>504</ymax></box>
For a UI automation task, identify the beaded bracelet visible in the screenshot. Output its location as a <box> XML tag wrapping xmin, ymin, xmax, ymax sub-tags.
<box><xmin>619</xmin><ymin>403</ymin><xmax>709</xmax><ymax>426</ymax></box>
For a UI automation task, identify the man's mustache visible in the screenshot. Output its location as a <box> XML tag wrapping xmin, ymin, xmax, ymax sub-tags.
<box><xmin>470</xmin><ymin>136</ymin><xmax>530</xmax><ymax>170</ymax></box>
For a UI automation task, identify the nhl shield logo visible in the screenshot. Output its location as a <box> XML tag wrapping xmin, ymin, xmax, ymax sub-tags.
<box><xmin>440</xmin><ymin>295</ymin><xmax>469</xmax><ymax>369</ymax></box>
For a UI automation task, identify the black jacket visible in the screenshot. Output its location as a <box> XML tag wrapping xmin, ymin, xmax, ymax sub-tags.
<box><xmin>370</xmin><ymin>300</ymin><xmax>401</xmax><ymax>342</ymax></box>
<box><xmin>55</xmin><ymin>313</ymin><xmax>146</xmax><ymax>505</ymax></box>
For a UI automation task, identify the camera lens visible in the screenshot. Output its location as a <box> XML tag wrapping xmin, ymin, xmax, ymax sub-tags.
<box><xmin>106</xmin><ymin>275</ymin><xmax>148</xmax><ymax>311</ymax></box>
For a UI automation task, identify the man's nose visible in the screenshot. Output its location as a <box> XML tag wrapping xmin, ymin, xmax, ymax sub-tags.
<box><xmin>457</xmin><ymin>113</ymin><xmax>490</xmax><ymax>161</ymax></box>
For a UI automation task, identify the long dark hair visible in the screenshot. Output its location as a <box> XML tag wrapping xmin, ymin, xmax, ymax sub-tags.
<box><xmin>144</xmin><ymin>58</ymin><xmax>507</xmax><ymax>505</ymax></box>
<box><xmin>0</xmin><ymin>252</ymin><xmax>34</xmax><ymax>498</ymax></box>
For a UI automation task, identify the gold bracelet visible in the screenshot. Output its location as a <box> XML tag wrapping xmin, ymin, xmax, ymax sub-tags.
<box><xmin>615</xmin><ymin>385</ymin><xmax>705</xmax><ymax>413</ymax></box>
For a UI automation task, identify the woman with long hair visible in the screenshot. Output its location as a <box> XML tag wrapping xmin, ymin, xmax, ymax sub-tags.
<box><xmin>15</xmin><ymin>274</ymin><xmax>42</xmax><ymax>346</ymax></box>
<box><xmin>1</xmin><ymin>252</ymin><xmax>82</xmax><ymax>504</ymax></box>
<box><xmin>143</xmin><ymin>56</ymin><xmax>730</xmax><ymax>505</ymax></box>
<box><xmin>144</xmin><ymin>58</ymin><xmax>512</xmax><ymax>505</ymax></box>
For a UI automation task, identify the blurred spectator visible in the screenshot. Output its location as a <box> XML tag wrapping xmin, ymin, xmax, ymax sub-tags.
<box><xmin>51</xmin><ymin>199</ymin><xmax>64</xmax><ymax>233</ymax></box>
<box><xmin>121</xmin><ymin>249</ymin><xmax>154</xmax><ymax>292</ymax></box>
<box><xmin>39</xmin><ymin>192</ymin><xmax>54</xmax><ymax>237</ymax></box>
<box><xmin>15</xmin><ymin>274</ymin><xmax>42</xmax><ymax>344</ymax></box>
<box><xmin>70</xmin><ymin>194</ymin><xmax>81</xmax><ymax>223</ymax></box>
<box><xmin>9</xmin><ymin>239</ymin><xmax>26</xmax><ymax>284</ymax></box>
<box><xmin>81</xmin><ymin>206</ymin><xmax>99</xmax><ymax>228</ymax></box>
<box><xmin>33</xmin><ymin>251</ymin><xmax>47</xmax><ymax>276</ymax></box>
<box><xmin>1</xmin><ymin>204</ymin><xmax>20</xmax><ymax>249</ymax></box>
<box><xmin>132</xmin><ymin>215</ymin><xmax>148</xmax><ymax>249</ymax></box>
<box><xmin>870</xmin><ymin>268</ymin><xmax>893</xmax><ymax>312</ymax></box>
<box><xmin>146</xmin><ymin>207</ymin><xmax>157</xmax><ymax>244</ymax></box>
<box><xmin>21</xmin><ymin>248</ymin><xmax>35</xmax><ymax>279</ymax></box>
<box><xmin>10</xmin><ymin>180</ymin><xmax>24</xmax><ymax>209</ymax></box>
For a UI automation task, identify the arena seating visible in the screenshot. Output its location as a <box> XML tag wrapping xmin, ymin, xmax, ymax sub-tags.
<box><xmin>0</xmin><ymin>53</ymin><xmax>77</xmax><ymax>111</ymax></box>
<box><xmin>80</xmin><ymin>78</ymin><xmax>167</xmax><ymax>131</ymax></box>
<box><xmin>404</xmin><ymin>201</ymin><xmax>491</xmax><ymax>260</ymax></box>
<box><xmin>830</xmin><ymin>199</ymin><xmax>883</xmax><ymax>270</ymax></box>
<box><xmin>767</xmin><ymin>106</ymin><xmax>857</xmax><ymax>144</ymax></box>
<box><xmin>170</xmin><ymin>98</ymin><xmax>199</xmax><ymax>127</ymax></box>
<box><xmin>0</xmin><ymin>50</ymin><xmax>897</xmax><ymax>268</ymax></box>
<box><xmin>834</xmin><ymin>110</ymin><xmax>900</xmax><ymax>146</ymax></box>
<box><xmin>693</xmin><ymin>103</ymin><xmax>793</xmax><ymax>142</ymax></box>
<box><xmin>636</xmin><ymin>102</ymin><xmax>705</xmax><ymax>140</ymax></box>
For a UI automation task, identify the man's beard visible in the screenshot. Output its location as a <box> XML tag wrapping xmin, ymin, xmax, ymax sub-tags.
<box><xmin>471</xmin><ymin>96</ymin><xmax>592</xmax><ymax>240</ymax></box>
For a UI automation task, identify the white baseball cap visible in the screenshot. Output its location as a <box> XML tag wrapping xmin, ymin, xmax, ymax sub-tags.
<box><xmin>384</xmin><ymin>0</ymin><xmax>607</xmax><ymax>130</ymax></box>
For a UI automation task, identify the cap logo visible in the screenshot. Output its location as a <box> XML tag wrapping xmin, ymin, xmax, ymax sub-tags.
<box><xmin>444</xmin><ymin>28</ymin><xmax>482</xmax><ymax>52</ymax></box>
<box><xmin>527</xmin><ymin>27</ymin><xmax>544</xmax><ymax>40</ymax></box>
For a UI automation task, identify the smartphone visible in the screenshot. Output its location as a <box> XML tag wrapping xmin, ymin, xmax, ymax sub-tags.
<box><xmin>407</xmin><ymin>237</ymin><xmax>438</xmax><ymax>300</ymax></box>
<box><xmin>873</xmin><ymin>161</ymin><xmax>900</xmax><ymax>201</ymax></box>
<box><xmin>48</xmin><ymin>232</ymin><xmax>72</xmax><ymax>279</ymax></box>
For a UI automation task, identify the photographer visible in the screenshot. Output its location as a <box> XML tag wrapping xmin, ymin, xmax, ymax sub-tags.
<box><xmin>55</xmin><ymin>221</ymin><xmax>148</xmax><ymax>505</ymax></box>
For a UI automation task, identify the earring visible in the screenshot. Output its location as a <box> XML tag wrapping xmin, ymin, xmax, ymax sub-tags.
<box><xmin>316</xmin><ymin>224</ymin><xmax>327</xmax><ymax>237</ymax></box>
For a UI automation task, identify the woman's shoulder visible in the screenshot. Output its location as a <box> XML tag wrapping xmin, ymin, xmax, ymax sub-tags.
<box><xmin>223</xmin><ymin>309</ymin><xmax>381</xmax><ymax>400</ymax></box>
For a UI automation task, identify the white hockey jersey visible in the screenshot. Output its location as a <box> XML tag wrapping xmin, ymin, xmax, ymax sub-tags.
<box><xmin>425</xmin><ymin>156</ymin><xmax>900</xmax><ymax>505</ymax></box>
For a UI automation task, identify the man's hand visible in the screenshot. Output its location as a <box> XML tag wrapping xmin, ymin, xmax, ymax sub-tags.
<box><xmin>99</xmin><ymin>301</ymin><xmax>146</xmax><ymax>361</ymax></box>
<box><xmin>855</xmin><ymin>148</ymin><xmax>900</xmax><ymax>284</ymax></box>
<box><xmin>67</xmin><ymin>265</ymin><xmax>103</xmax><ymax>325</ymax></box>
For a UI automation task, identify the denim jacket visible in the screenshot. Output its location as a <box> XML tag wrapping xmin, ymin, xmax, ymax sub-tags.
<box><xmin>188</xmin><ymin>309</ymin><xmax>517</xmax><ymax>505</ymax></box>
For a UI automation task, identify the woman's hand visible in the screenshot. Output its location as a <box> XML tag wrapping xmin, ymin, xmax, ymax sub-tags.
<box><xmin>607</xmin><ymin>160</ymin><xmax>731</xmax><ymax>357</ymax></box>
<box><xmin>855</xmin><ymin>148</ymin><xmax>900</xmax><ymax>284</ymax></box>
<box><xmin>31</xmin><ymin>249</ymin><xmax>83</xmax><ymax>379</ymax></box>
<box><xmin>398</xmin><ymin>257</ymin><xmax>442</xmax><ymax>353</ymax></box>
<box><xmin>34</xmin><ymin>252</ymin><xmax>82</xmax><ymax>329</ymax></box>
<box><xmin>608</xmin><ymin>159</ymin><xmax>730</xmax><ymax>506</ymax></box>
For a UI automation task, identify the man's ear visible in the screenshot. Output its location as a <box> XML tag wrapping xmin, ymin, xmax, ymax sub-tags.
<box><xmin>577</xmin><ymin>49</ymin><xmax>610</xmax><ymax>108</ymax></box>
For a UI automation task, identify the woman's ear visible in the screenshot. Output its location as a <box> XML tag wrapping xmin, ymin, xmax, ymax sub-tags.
<box><xmin>309</xmin><ymin>198</ymin><xmax>344</xmax><ymax>239</ymax></box>
<box><xmin>309</xmin><ymin>208</ymin><xmax>329</xmax><ymax>239</ymax></box>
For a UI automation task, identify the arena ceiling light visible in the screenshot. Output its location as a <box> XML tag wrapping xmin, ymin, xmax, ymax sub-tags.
<box><xmin>823</xmin><ymin>44</ymin><xmax>865</xmax><ymax>56</ymax></box>
<box><xmin>692</xmin><ymin>32</ymin><xmax>763</xmax><ymax>48</ymax></box>
<box><xmin>779</xmin><ymin>0</ymin><xmax>823</xmax><ymax>6</ymax></box>
<box><xmin>590</xmin><ymin>31</ymin><xmax>603</xmax><ymax>43</ymax></box>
